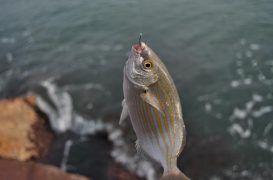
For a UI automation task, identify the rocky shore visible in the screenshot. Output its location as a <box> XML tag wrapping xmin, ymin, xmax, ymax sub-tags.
<box><xmin>0</xmin><ymin>96</ymin><xmax>53</xmax><ymax>161</ymax></box>
<box><xmin>0</xmin><ymin>96</ymin><xmax>140</xmax><ymax>180</ymax></box>
<box><xmin>0</xmin><ymin>96</ymin><xmax>88</xmax><ymax>179</ymax></box>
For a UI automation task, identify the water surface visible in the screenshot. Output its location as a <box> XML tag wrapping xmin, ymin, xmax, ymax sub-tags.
<box><xmin>0</xmin><ymin>0</ymin><xmax>273</xmax><ymax>179</ymax></box>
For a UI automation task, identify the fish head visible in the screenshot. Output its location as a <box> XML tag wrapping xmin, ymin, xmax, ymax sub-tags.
<box><xmin>125</xmin><ymin>42</ymin><xmax>160</xmax><ymax>89</ymax></box>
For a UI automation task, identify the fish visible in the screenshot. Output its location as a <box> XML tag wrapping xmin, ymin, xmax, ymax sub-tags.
<box><xmin>120</xmin><ymin>38</ymin><xmax>189</xmax><ymax>180</ymax></box>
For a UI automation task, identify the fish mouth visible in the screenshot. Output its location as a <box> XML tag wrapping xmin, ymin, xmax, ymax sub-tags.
<box><xmin>132</xmin><ymin>42</ymin><xmax>145</xmax><ymax>54</ymax></box>
<box><xmin>132</xmin><ymin>42</ymin><xmax>150</xmax><ymax>60</ymax></box>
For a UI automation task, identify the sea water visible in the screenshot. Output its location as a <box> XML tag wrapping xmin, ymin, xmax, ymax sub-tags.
<box><xmin>0</xmin><ymin>0</ymin><xmax>272</xmax><ymax>179</ymax></box>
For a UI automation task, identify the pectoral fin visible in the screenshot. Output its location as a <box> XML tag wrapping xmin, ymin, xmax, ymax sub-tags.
<box><xmin>140</xmin><ymin>90</ymin><xmax>164</xmax><ymax>114</ymax></box>
<box><xmin>119</xmin><ymin>99</ymin><xmax>129</xmax><ymax>125</ymax></box>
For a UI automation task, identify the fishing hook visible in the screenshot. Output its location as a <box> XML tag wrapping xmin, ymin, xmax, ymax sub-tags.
<box><xmin>139</xmin><ymin>33</ymin><xmax>142</xmax><ymax>46</ymax></box>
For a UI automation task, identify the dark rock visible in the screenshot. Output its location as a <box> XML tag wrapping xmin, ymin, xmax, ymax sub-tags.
<box><xmin>43</xmin><ymin>131</ymin><xmax>143</xmax><ymax>180</ymax></box>
<box><xmin>108</xmin><ymin>163</ymin><xmax>142</xmax><ymax>180</ymax></box>
<box><xmin>0</xmin><ymin>158</ymin><xmax>89</xmax><ymax>180</ymax></box>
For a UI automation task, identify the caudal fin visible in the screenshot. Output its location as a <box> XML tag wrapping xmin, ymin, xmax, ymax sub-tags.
<box><xmin>160</xmin><ymin>168</ymin><xmax>190</xmax><ymax>180</ymax></box>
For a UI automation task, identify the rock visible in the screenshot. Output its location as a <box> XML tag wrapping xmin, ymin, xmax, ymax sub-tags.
<box><xmin>108</xmin><ymin>163</ymin><xmax>142</xmax><ymax>180</ymax></box>
<box><xmin>43</xmin><ymin>131</ymin><xmax>143</xmax><ymax>180</ymax></box>
<box><xmin>0</xmin><ymin>158</ymin><xmax>89</xmax><ymax>180</ymax></box>
<box><xmin>0</xmin><ymin>96</ymin><xmax>53</xmax><ymax>161</ymax></box>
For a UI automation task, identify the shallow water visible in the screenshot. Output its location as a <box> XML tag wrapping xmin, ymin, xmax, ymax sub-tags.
<box><xmin>0</xmin><ymin>0</ymin><xmax>273</xmax><ymax>179</ymax></box>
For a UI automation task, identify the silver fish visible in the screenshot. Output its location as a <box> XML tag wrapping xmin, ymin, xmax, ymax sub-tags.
<box><xmin>120</xmin><ymin>40</ymin><xmax>189</xmax><ymax>180</ymax></box>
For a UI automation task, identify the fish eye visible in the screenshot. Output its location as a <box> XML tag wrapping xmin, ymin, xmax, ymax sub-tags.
<box><xmin>143</xmin><ymin>60</ymin><xmax>153</xmax><ymax>70</ymax></box>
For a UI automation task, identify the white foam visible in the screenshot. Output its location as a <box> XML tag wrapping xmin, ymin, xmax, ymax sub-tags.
<box><xmin>252</xmin><ymin>94</ymin><xmax>263</xmax><ymax>102</ymax></box>
<box><xmin>72</xmin><ymin>116</ymin><xmax>106</xmax><ymax>135</ymax></box>
<box><xmin>250</xmin><ymin>44</ymin><xmax>260</xmax><ymax>51</ymax></box>
<box><xmin>257</xmin><ymin>74</ymin><xmax>266</xmax><ymax>81</ymax></box>
<box><xmin>72</xmin><ymin>116</ymin><xmax>156</xmax><ymax>180</ymax></box>
<box><xmin>229</xmin><ymin>93</ymin><xmax>266</xmax><ymax>122</ymax></box>
<box><xmin>230</xmin><ymin>78</ymin><xmax>253</xmax><ymax>87</ymax></box>
<box><xmin>257</xmin><ymin>141</ymin><xmax>273</xmax><ymax>153</ymax></box>
<box><xmin>230</xmin><ymin>80</ymin><xmax>240</xmax><ymax>88</ymax></box>
<box><xmin>227</xmin><ymin>90</ymin><xmax>273</xmax><ymax>153</ymax></box>
<box><xmin>246</xmin><ymin>101</ymin><xmax>254</xmax><ymax>111</ymax></box>
<box><xmin>36</xmin><ymin>80</ymin><xmax>156</xmax><ymax>180</ymax></box>
<box><xmin>252</xmin><ymin>106</ymin><xmax>272</xmax><ymax>118</ymax></box>
<box><xmin>230</xmin><ymin>108</ymin><xmax>247</xmax><ymax>121</ymax></box>
<box><xmin>224</xmin><ymin>166</ymin><xmax>264</xmax><ymax>179</ymax></box>
<box><xmin>257</xmin><ymin>141</ymin><xmax>268</xmax><ymax>149</ymax></box>
<box><xmin>61</xmin><ymin>140</ymin><xmax>73</xmax><ymax>171</ymax></box>
<box><xmin>205</xmin><ymin>103</ymin><xmax>212</xmax><ymax>112</ymax></box>
<box><xmin>228</xmin><ymin>123</ymin><xmax>251</xmax><ymax>138</ymax></box>
<box><xmin>244</xmin><ymin>78</ymin><xmax>252</xmax><ymax>85</ymax></box>
<box><xmin>1</xmin><ymin>37</ymin><xmax>16</xmax><ymax>44</ymax></box>
<box><xmin>263</xmin><ymin>122</ymin><xmax>273</xmax><ymax>136</ymax></box>
<box><xmin>38</xmin><ymin>80</ymin><xmax>73</xmax><ymax>133</ymax></box>
<box><xmin>240</xmin><ymin>170</ymin><xmax>250</xmax><ymax>177</ymax></box>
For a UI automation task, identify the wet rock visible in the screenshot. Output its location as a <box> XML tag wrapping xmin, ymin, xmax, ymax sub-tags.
<box><xmin>0</xmin><ymin>159</ymin><xmax>89</xmax><ymax>180</ymax></box>
<box><xmin>43</xmin><ymin>131</ymin><xmax>142</xmax><ymax>180</ymax></box>
<box><xmin>0</xmin><ymin>96</ymin><xmax>53</xmax><ymax>161</ymax></box>
<box><xmin>108</xmin><ymin>163</ymin><xmax>142</xmax><ymax>180</ymax></box>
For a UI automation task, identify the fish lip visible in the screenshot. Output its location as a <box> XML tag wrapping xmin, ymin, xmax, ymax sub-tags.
<box><xmin>125</xmin><ymin>43</ymin><xmax>148</xmax><ymax>90</ymax></box>
<box><xmin>132</xmin><ymin>42</ymin><xmax>146</xmax><ymax>54</ymax></box>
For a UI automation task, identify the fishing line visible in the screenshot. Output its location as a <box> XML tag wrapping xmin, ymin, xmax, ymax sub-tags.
<box><xmin>136</xmin><ymin>0</ymin><xmax>144</xmax><ymax>42</ymax></box>
<box><xmin>139</xmin><ymin>33</ymin><xmax>142</xmax><ymax>45</ymax></box>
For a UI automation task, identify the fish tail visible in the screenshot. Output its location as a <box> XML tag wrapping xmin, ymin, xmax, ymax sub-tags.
<box><xmin>160</xmin><ymin>167</ymin><xmax>190</xmax><ymax>180</ymax></box>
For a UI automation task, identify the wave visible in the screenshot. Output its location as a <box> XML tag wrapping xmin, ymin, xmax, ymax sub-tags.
<box><xmin>197</xmin><ymin>38</ymin><xmax>273</xmax><ymax>154</ymax></box>
<box><xmin>36</xmin><ymin>80</ymin><xmax>156</xmax><ymax>180</ymax></box>
<box><xmin>38</xmin><ymin>80</ymin><xmax>73</xmax><ymax>133</ymax></box>
<box><xmin>1</xmin><ymin>37</ymin><xmax>16</xmax><ymax>44</ymax></box>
